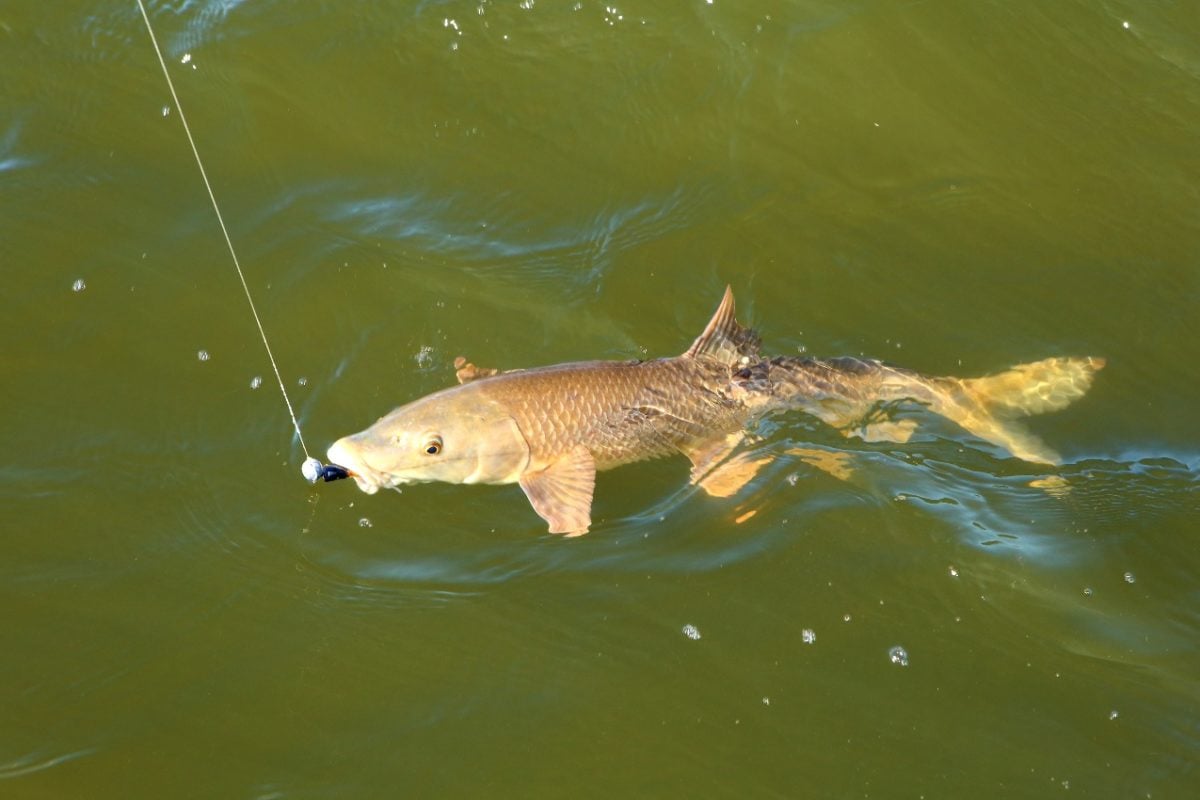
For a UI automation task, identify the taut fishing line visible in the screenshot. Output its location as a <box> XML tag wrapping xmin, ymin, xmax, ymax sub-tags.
<box><xmin>135</xmin><ymin>0</ymin><xmax>348</xmax><ymax>485</ymax></box>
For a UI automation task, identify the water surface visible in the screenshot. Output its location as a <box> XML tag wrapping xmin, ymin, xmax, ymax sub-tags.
<box><xmin>4</xmin><ymin>1</ymin><xmax>1199</xmax><ymax>796</ymax></box>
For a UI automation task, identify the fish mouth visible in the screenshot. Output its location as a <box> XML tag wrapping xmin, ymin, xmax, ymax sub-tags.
<box><xmin>326</xmin><ymin>439</ymin><xmax>386</xmax><ymax>495</ymax></box>
<box><xmin>351</xmin><ymin>474</ymin><xmax>381</xmax><ymax>494</ymax></box>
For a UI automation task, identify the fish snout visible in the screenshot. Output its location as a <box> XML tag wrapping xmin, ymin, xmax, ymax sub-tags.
<box><xmin>326</xmin><ymin>438</ymin><xmax>381</xmax><ymax>495</ymax></box>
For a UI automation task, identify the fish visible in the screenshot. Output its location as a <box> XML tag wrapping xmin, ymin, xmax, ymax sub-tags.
<box><xmin>325</xmin><ymin>287</ymin><xmax>1104</xmax><ymax>535</ymax></box>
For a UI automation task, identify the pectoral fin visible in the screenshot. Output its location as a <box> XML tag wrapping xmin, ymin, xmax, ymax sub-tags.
<box><xmin>682</xmin><ymin>432</ymin><xmax>770</xmax><ymax>498</ymax></box>
<box><xmin>518</xmin><ymin>446</ymin><xmax>596</xmax><ymax>536</ymax></box>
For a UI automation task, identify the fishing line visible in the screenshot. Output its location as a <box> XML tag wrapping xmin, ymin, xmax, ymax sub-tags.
<box><xmin>135</xmin><ymin>0</ymin><xmax>347</xmax><ymax>484</ymax></box>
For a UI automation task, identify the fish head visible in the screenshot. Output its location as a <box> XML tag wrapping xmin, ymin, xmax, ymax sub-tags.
<box><xmin>326</xmin><ymin>384</ymin><xmax>531</xmax><ymax>493</ymax></box>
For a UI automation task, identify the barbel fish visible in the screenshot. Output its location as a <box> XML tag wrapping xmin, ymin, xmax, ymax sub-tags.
<box><xmin>326</xmin><ymin>287</ymin><xmax>1103</xmax><ymax>535</ymax></box>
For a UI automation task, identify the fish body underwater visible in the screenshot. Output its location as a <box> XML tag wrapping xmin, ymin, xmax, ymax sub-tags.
<box><xmin>326</xmin><ymin>287</ymin><xmax>1104</xmax><ymax>535</ymax></box>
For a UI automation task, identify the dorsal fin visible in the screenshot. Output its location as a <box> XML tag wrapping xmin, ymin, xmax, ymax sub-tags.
<box><xmin>683</xmin><ymin>285</ymin><xmax>761</xmax><ymax>362</ymax></box>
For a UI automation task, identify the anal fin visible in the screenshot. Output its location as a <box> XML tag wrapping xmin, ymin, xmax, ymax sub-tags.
<box><xmin>518</xmin><ymin>446</ymin><xmax>596</xmax><ymax>536</ymax></box>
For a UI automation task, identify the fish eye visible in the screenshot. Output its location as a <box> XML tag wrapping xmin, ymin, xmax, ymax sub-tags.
<box><xmin>423</xmin><ymin>436</ymin><xmax>443</xmax><ymax>456</ymax></box>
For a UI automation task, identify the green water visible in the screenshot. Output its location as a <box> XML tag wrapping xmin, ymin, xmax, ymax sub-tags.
<box><xmin>5</xmin><ymin>1</ymin><xmax>1199</xmax><ymax>796</ymax></box>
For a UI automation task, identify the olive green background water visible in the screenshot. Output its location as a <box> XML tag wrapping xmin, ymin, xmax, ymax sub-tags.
<box><xmin>4</xmin><ymin>1</ymin><xmax>1199</xmax><ymax>797</ymax></box>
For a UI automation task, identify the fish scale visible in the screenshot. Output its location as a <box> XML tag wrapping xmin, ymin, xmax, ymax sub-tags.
<box><xmin>478</xmin><ymin>357</ymin><xmax>744</xmax><ymax>470</ymax></box>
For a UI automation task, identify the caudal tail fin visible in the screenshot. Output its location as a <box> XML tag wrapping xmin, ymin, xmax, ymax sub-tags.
<box><xmin>938</xmin><ymin>356</ymin><xmax>1105</xmax><ymax>465</ymax></box>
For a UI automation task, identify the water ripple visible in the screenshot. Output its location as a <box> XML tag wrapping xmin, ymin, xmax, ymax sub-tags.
<box><xmin>320</xmin><ymin>180</ymin><xmax>718</xmax><ymax>293</ymax></box>
<box><xmin>0</xmin><ymin>748</ymin><xmax>96</xmax><ymax>780</ymax></box>
<box><xmin>0</xmin><ymin>118</ymin><xmax>38</xmax><ymax>175</ymax></box>
<box><xmin>300</xmin><ymin>438</ymin><xmax>1200</xmax><ymax>591</ymax></box>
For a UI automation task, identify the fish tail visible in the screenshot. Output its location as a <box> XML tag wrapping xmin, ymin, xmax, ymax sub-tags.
<box><xmin>936</xmin><ymin>356</ymin><xmax>1106</xmax><ymax>464</ymax></box>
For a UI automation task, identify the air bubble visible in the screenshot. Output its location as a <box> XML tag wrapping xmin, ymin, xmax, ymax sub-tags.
<box><xmin>297</xmin><ymin>376</ymin><xmax>308</xmax><ymax>387</ymax></box>
<box><xmin>1123</xmin><ymin>572</ymin><xmax>1135</xmax><ymax>584</ymax></box>
<box><xmin>888</xmin><ymin>645</ymin><xmax>909</xmax><ymax>666</ymax></box>
<box><xmin>358</xmin><ymin>518</ymin><xmax>373</xmax><ymax>528</ymax></box>
<box><xmin>681</xmin><ymin>624</ymin><xmax>701</xmax><ymax>641</ymax></box>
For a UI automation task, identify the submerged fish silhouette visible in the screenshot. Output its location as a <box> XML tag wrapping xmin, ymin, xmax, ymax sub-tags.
<box><xmin>326</xmin><ymin>287</ymin><xmax>1103</xmax><ymax>535</ymax></box>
